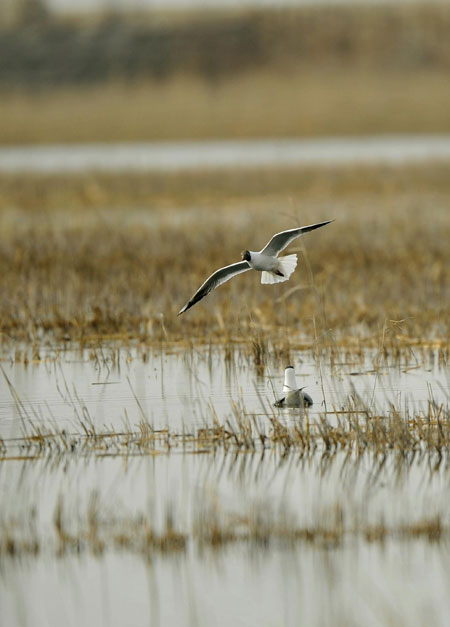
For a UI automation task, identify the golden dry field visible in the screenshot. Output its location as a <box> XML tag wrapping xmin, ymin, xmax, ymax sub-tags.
<box><xmin>0</xmin><ymin>162</ymin><xmax>449</xmax><ymax>349</ymax></box>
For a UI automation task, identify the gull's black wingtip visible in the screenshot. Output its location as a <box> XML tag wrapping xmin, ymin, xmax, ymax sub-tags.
<box><xmin>178</xmin><ymin>301</ymin><xmax>192</xmax><ymax>316</ymax></box>
<box><xmin>314</xmin><ymin>219</ymin><xmax>335</xmax><ymax>231</ymax></box>
<box><xmin>303</xmin><ymin>219</ymin><xmax>334</xmax><ymax>233</ymax></box>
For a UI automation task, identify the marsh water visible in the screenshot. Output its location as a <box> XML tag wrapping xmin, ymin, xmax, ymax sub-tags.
<box><xmin>1</xmin><ymin>345</ymin><xmax>450</xmax><ymax>626</ymax></box>
<box><xmin>2</xmin><ymin>135</ymin><xmax>450</xmax><ymax>173</ymax></box>
<box><xmin>0</xmin><ymin>344</ymin><xmax>448</xmax><ymax>435</ymax></box>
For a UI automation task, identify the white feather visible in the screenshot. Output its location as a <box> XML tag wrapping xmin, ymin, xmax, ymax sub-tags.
<box><xmin>279</xmin><ymin>254</ymin><xmax>298</xmax><ymax>278</ymax></box>
<box><xmin>260</xmin><ymin>253</ymin><xmax>297</xmax><ymax>284</ymax></box>
<box><xmin>261</xmin><ymin>271</ymin><xmax>280</xmax><ymax>284</ymax></box>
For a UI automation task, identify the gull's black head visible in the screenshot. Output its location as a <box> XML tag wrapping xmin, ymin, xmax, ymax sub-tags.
<box><xmin>241</xmin><ymin>250</ymin><xmax>251</xmax><ymax>262</ymax></box>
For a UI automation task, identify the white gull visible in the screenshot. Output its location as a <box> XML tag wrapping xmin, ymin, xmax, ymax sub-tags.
<box><xmin>274</xmin><ymin>366</ymin><xmax>313</xmax><ymax>408</ymax></box>
<box><xmin>178</xmin><ymin>220</ymin><xmax>332</xmax><ymax>315</ymax></box>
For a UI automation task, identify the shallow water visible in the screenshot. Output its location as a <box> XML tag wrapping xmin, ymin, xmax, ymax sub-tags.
<box><xmin>2</xmin><ymin>135</ymin><xmax>450</xmax><ymax>173</ymax></box>
<box><xmin>0</xmin><ymin>344</ymin><xmax>447</xmax><ymax>437</ymax></box>
<box><xmin>3</xmin><ymin>542</ymin><xmax>450</xmax><ymax>627</ymax></box>
<box><xmin>1</xmin><ymin>345</ymin><xmax>450</xmax><ymax>626</ymax></box>
<box><xmin>2</xmin><ymin>444</ymin><xmax>450</xmax><ymax>626</ymax></box>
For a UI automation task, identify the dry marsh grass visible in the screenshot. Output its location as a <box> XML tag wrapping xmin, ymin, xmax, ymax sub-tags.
<box><xmin>0</xmin><ymin>163</ymin><xmax>449</xmax><ymax>348</ymax></box>
<box><xmin>2</xmin><ymin>161</ymin><xmax>450</xmax><ymax>211</ymax></box>
<box><xmin>1</xmin><ymin>387</ymin><xmax>449</xmax><ymax>462</ymax></box>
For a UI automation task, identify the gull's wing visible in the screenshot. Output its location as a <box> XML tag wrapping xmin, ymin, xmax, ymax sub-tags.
<box><xmin>178</xmin><ymin>261</ymin><xmax>251</xmax><ymax>315</ymax></box>
<box><xmin>259</xmin><ymin>220</ymin><xmax>333</xmax><ymax>257</ymax></box>
<box><xmin>274</xmin><ymin>396</ymin><xmax>286</xmax><ymax>408</ymax></box>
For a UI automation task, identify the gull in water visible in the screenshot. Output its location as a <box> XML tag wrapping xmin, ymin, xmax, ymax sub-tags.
<box><xmin>274</xmin><ymin>365</ymin><xmax>313</xmax><ymax>408</ymax></box>
<box><xmin>178</xmin><ymin>220</ymin><xmax>332</xmax><ymax>315</ymax></box>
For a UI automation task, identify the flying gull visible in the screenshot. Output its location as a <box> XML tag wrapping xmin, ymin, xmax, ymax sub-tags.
<box><xmin>274</xmin><ymin>365</ymin><xmax>313</xmax><ymax>408</ymax></box>
<box><xmin>178</xmin><ymin>220</ymin><xmax>332</xmax><ymax>315</ymax></box>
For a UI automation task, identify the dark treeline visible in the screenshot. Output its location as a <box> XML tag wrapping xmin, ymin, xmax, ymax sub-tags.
<box><xmin>1</xmin><ymin>3</ymin><xmax>450</xmax><ymax>87</ymax></box>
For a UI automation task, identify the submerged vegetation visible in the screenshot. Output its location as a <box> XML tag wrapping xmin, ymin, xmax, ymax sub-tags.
<box><xmin>2</xmin><ymin>395</ymin><xmax>450</xmax><ymax>461</ymax></box>
<box><xmin>1</xmin><ymin>358</ymin><xmax>450</xmax><ymax>560</ymax></box>
<box><xmin>1</xmin><ymin>334</ymin><xmax>449</xmax><ymax>560</ymax></box>
<box><xmin>0</xmin><ymin>493</ymin><xmax>446</xmax><ymax>560</ymax></box>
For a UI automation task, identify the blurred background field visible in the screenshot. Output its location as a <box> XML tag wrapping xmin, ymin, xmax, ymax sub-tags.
<box><xmin>0</xmin><ymin>0</ymin><xmax>450</xmax><ymax>143</ymax></box>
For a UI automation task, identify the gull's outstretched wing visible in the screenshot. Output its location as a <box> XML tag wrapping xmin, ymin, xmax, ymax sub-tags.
<box><xmin>178</xmin><ymin>261</ymin><xmax>251</xmax><ymax>315</ymax></box>
<box><xmin>260</xmin><ymin>220</ymin><xmax>333</xmax><ymax>257</ymax></box>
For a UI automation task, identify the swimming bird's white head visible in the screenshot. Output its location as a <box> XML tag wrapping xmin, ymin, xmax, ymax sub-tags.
<box><xmin>283</xmin><ymin>365</ymin><xmax>297</xmax><ymax>393</ymax></box>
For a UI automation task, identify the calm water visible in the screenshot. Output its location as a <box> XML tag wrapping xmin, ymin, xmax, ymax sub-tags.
<box><xmin>1</xmin><ymin>345</ymin><xmax>450</xmax><ymax>626</ymax></box>
<box><xmin>2</xmin><ymin>135</ymin><xmax>450</xmax><ymax>173</ymax></box>
<box><xmin>0</xmin><ymin>344</ymin><xmax>447</xmax><ymax>436</ymax></box>
<box><xmin>3</xmin><ymin>543</ymin><xmax>450</xmax><ymax>627</ymax></box>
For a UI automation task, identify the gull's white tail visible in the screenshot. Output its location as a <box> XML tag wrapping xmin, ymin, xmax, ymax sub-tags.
<box><xmin>261</xmin><ymin>254</ymin><xmax>298</xmax><ymax>285</ymax></box>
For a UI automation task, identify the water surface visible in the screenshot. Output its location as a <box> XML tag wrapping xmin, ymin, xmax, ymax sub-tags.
<box><xmin>2</xmin><ymin>135</ymin><xmax>450</xmax><ymax>173</ymax></box>
<box><xmin>1</xmin><ymin>345</ymin><xmax>449</xmax><ymax>627</ymax></box>
<box><xmin>1</xmin><ymin>344</ymin><xmax>447</xmax><ymax>436</ymax></box>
